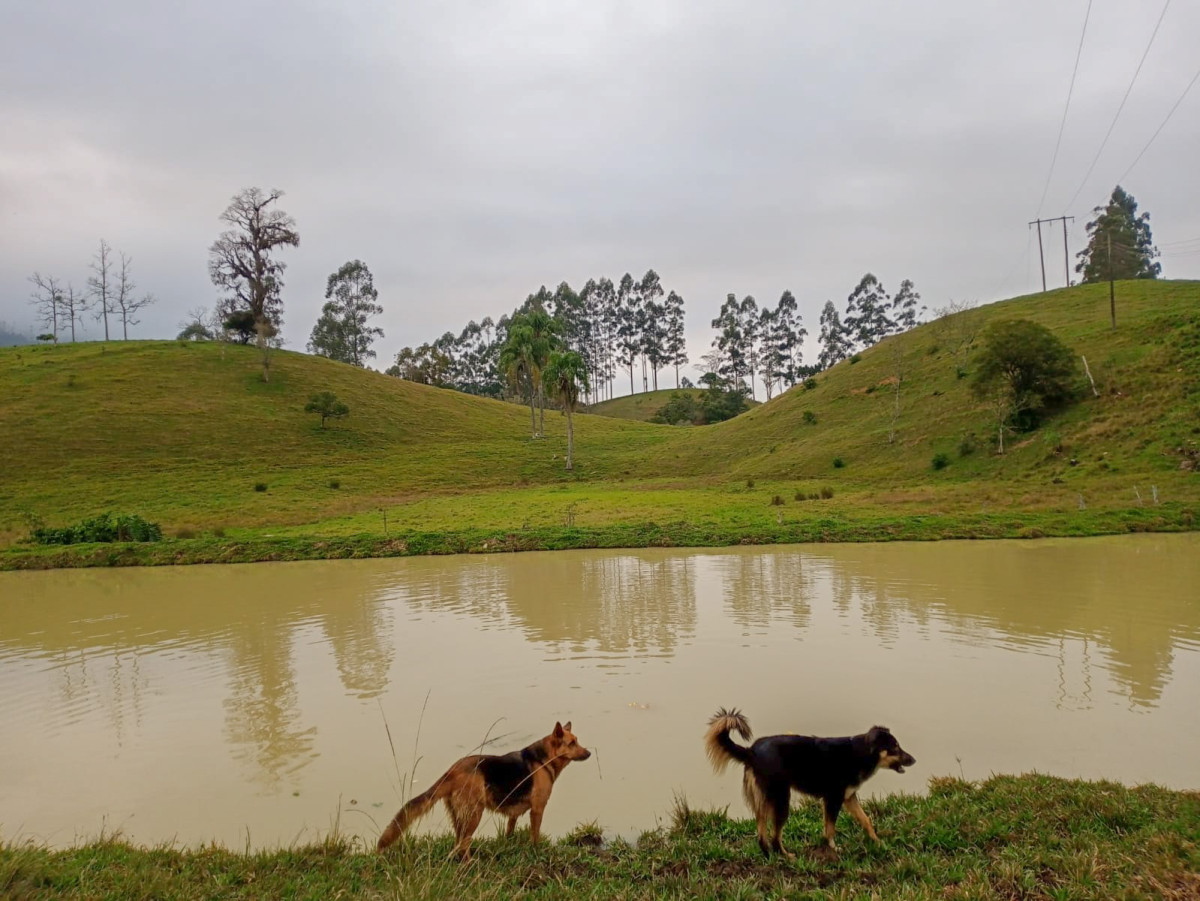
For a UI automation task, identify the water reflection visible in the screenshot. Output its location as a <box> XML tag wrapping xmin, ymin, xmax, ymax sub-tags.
<box><xmin>1</xmin><ymin>534</ymin><xmax>1198</xmax><ymax>848</ymax></box>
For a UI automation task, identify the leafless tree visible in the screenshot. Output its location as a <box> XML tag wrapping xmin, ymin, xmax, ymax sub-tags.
<box><xmin>28</xmin><ymin>273</ymin><xmax>63</xmax><ymax>342</ymax></box>
<box><xmin>208</xmin><ymin>188</ymin><xmax>299</xmax><ymax>380</ymax></box>
<box><xmin>61</xmin><ymin>284</ymin><xmax>88</xmax><ymax>342</ymax></box>
<box><xmin>87</xmin><ymin>238</ymin><xmax>116</xmax><ymax>341</ymax></box>
<box><xmin>111</xmin><ymin>252</ymin><xmax>156</xmax><ymax>339</ymax></box>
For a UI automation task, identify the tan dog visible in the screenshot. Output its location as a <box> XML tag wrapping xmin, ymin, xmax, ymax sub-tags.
<box><xmin>377</xmin><ymin>721</ymin><xmax>591</xmax><ymax>859</ymax></box>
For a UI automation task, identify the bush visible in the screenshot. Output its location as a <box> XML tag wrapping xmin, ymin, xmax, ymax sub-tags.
<box><xmin>820</xmin><ymin>486</ymin><xmax>834</xmax><ymax>499</ymax></box>
<box><xmin>305</xmin><ymin>391</ymin><xmax>350</xmax><ymax>428</ymax></box>
<box><xmin>803</xmin><ymin>378</ymin><xmax>818</xmax><ymax>391</ymax></box>
<box><xmin>31</xmin><ymin>512</ymin><xmax>163</xmax><ymax>545</ymax></box>
<box><xmin>328</xmin><ymin>479</ymin><xmax>341</xmax><ymax>489</ymax></box>
<box><xmin>832</xmin><ymin>457</ymin><xmax>845</xmax><ymax>469</ymax></box>
<box><xmin>770</xmin><ymin>494</ymin><xmax>784</xmax><ymax>506</ymax></box>
<box><xmin>955</xmin><ymin>366</ymin><xmax>968</xmax><ymax>380</ymax></box>
<box><xmin>849</xmin><ymin>354</ymin><xmax>862</xmax><ymax>365</ymax></box>
<box><xmin>958</xmin><ymin>433</ymin><xmax>978</xmax><ymax>456</ymax></box>
<box><xmin>802</xmin><ymin>410</ymin><xmax>818</xmax><ymax>425</ymax></box>
<box><xmin>254</xmin><ymin>482</ymin><xmax>268</xmax><ymax>492</ymax></box>
<box><xmin>651</xmin><ymin>391</ymin><xmax>702</xmax><ymax>426</ymax></box>
<box><xmin>932</xmin><ymin>452</ymin><xmax>950</xmax><ymax>471</ymax></box>
<box><xmin>745</xmin><ymin>478</ymin><xmax>755</xmax><ymax>489</ymax></box>
<box><xmin>794</xmin><ymin>491</ymin><xmax>806</xmax><ymax>502</ymax></box>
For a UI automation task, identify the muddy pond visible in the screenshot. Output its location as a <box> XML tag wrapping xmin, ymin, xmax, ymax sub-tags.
<box><xmin>2</xmin><ymin>534</ymin><xmax>1198</xmax><ymax>849</ymax></box>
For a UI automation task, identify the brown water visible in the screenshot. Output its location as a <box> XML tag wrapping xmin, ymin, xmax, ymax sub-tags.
<box><xmin>2</xmin><ymin>535</ymin><xmax>1198</xmax><ymax>849</ymax></box>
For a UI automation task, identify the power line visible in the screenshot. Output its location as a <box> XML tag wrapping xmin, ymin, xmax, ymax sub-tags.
<box><xmin>1115</xmin><ymin>62</ymin><xmax>1200</xmax><ymax>185</ymax></box>
<box><xmin>1061</xmin><ymin>0</ymin><xmax>1171</xmax><ymax>212</ymax></box>
<box><xmin>1036</xmin><ymin>0</ymin><xmax>1094</xmax><ymax>217</ymax></box>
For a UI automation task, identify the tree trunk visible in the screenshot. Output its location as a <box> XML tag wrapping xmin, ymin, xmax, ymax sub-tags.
<box><xmin>538</xmin><ymin>383</ymin><xmax>545</xmax><ymax>436</ymax></box>
<box><xmin>565</xmin><ymin>406</ymin><xmax>574</xmax><ymax>470</ymax></box>
<box><xmin>528</xmin><ymin>379</ymin><xmax>537</xmax><ymax>438</ymax></box>
<box><xmin>675</xmin><ymin>364</ymin><xmax>679</xmax><ymax>388</ymax></box>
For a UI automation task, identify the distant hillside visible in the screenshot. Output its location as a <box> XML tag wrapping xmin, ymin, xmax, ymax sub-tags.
<box><xmin>660</xmin><ymin>280</ymin><xmax>1200</xmax><ymax>491</ymax></box>
<box><xmin>589</xmin><ymin>388</ymin><xmax>700</xmax><ymax>422</ymax></box>
<box><xmin>2</xmin><ymin>280</ymin><xmax>1198</xmax><ymax>554</ymax></box>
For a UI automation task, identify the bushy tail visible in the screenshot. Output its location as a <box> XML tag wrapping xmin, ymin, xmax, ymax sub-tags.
<box><xmin>705</xmin><ymin>707</ymin><xmax>753</xmax><ymax>774</ymax></box>
<box><xmin>377</xmin><ymin>776</ymin><xmax>451</xmax><ymax>851</ymax></box>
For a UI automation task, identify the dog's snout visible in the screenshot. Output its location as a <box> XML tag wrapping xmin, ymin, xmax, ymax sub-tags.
<box><xmin>579</xmin><ymin>749</ymin><xmax>592</xmax><ymax>760</ymax></box>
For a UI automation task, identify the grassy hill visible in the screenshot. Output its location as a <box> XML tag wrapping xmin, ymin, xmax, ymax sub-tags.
<box><xmin>589</xmin><ymin>388</ymin><xmax>701</xmax><ymax>422</ymax></box>
<box><xmin>2</xmin><ymin>280</ymin><xmax>1198</xmax><ymax>566</ymax></box>
<box><xmin>589</xmin><ymin>388</ymin><xmax>760</xmax><ymax>422</ymax></box>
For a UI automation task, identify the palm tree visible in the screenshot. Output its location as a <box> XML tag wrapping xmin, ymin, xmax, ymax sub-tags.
<box><xmin>524</xmin><ymin>306</ymin><xmax>561</xmax><ymax>437</ymax></box>
<box><xmin>543</xmin><ymin>350</ymin><xmax>589</xmax><ymax>471</ymax></box>
<box><xmin>499</xmin><ymin>321</ymin><xmax>537</xmax><ymax>438</ymax></box>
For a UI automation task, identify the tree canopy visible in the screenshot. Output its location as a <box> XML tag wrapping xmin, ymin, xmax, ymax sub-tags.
<box><xmin>308</xmin><ymin>260</ymin><xmax>384</xmax><ymax>366</ymax></box>
<box><xmin>1075</xmin><ymin>186</ymin><xmax>1161</xmax><ymax>283</ymax></box>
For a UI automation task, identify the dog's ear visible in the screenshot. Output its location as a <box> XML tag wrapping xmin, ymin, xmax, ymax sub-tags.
<box><xmin>867</xmin><ymin>725</ymin><xmax>893</xmax><ymax>749</ymax></box>
<box><xmin>554</xmin><ymin>721</ymin><xmax>564</xmax><ymax>739</ymax></box>
<box><xmin>563</xmin><ymin>721</ymin><xmax>572</xmax><ymax>732</ymax></box>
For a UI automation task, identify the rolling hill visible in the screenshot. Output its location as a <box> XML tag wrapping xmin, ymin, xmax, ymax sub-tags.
<box><xmin>1</xmin><ymin>279</ymin><xmax>1197</xmax><ymax>559</ymax></box>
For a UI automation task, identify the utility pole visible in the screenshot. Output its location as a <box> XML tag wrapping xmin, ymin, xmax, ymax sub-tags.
<box><xmin>1028</xmin><ymin>215</ymin><xmax>1074</xmax><ymax>291</ymax></box>
<box><xmin>1108</xmin><ymin>233</ymin><xmax>1116</xmax><ymax>329</ymax></box>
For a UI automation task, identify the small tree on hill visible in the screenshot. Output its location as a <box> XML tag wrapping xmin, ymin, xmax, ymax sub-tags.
<box><xmin>970</xmin><ymin>319</ymin><xmax>1077</xmax><ymax>451</ymax></box>
<box><xmin>1075</xmin><ymin>186</ymin><xmax>1161</xmax><ymax>283</ymax></box>
<box><xmin>305</xmin><ymin>391</ymin><xmax>350</xmax><ymax>429</ymax></box>
<box><xmin>543</xmin><ymin>350</ymin><xmax>589</xmax><ymax>470</ymax></box>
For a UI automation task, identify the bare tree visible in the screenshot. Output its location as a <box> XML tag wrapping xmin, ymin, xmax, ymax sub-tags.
<box><xmin>208</xmin><ymin>187</ymin><xmax>300</xmax><ymax>381</ymax></box>
<box><xmin>61</xmin><ymin>284</ymin><xmax>88</xmax><ymax>342</ymax></box>
<box><xmin>28</xmin><ymin>273</ymin><xmax>63</xmax><ymax>343</ymax></box>
<box><xmin>112</xmin><ymin>252</ymin><xmax>154</xmax><ymax>338</ymax></box>
<box><xmin>87</xmin><ymin>239</ymin><xmax>115</xmax><ymax>341</ymax></box>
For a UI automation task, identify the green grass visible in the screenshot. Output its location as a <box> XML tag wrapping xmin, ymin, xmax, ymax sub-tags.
<box><xmin>2</xmin><ymin>280</ymin><xmax>1199</xmax><ymax>568</ymax></box>
<box><xmin>589</xmin><ymin>388</ymin><xmax>760</xmax><ymax>422</ymax></box>
<box><xmin>3</xmin><ymin>775</ymin><xmax>1197</xmax><ymax>899</ymax></box>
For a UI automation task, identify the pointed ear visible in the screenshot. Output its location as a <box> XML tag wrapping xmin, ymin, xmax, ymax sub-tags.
<box><xmin>554</xmin><ymin>721</ymin><xmax>564</xmax><ymax>739</ymax></box>
<box><xmin>563</xmin><ymin>721</ymin><xmax>572</xmax><ymax>732</ymax></box>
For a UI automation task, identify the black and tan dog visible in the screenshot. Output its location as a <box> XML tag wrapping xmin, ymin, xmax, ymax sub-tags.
<box><xmin>377</xmin><ymin>721</ymin><xmax>591</xmax><ymax>859</ymax></box>
<box><xmin>705</xmin><ymin>708</ymin><xmax>915</xmax><ymax>856</ymax></box>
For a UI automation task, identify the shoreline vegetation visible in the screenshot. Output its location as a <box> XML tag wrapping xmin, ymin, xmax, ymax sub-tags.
<box><xmin>2</xmin><ymin>775</ymin><xmax>1197</xmax><ymax>899</ymax></box>
<box><xmin>1</xmin><ymin>504</ymin><xmax>1195</xmax><ymax>571</ymax></box>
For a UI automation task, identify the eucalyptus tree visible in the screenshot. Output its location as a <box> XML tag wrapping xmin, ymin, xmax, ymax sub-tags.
<box><xmin>843</xmin><ymin>273</ymin><xmax>892</xmax><ymax>350</ymax></box>
<box><xmin>616</xmin><ymin>273</ymin><xmax>640</xmax><ymax>394</ymax></box>
<box><xmin>308</xmin><ymin>260</ymin><xmax>384</xmax><ymax>366</ymax></box>
<box><xmin>817</xmin><ymin>300</ymin><xmax>852</xmax><ymax>370</ymax></box>
<box><xmin>664</xmin><ymin>290</ymin><xmax>687</xmax><ymax>388</ymax></box>
<box><xmin>1076</xmin><ymin>186</ymin><xmax>1161</xmax><ymax>283</ymax></box>
<box><xmin>888</xmin><ymin>279</ymin><xmax>923</xmax><ymax>334</ymax></box>
<box><xmin>638</xmin><ymin>270</ymin><xmax>664</xmax><ymax>392</ymax></box>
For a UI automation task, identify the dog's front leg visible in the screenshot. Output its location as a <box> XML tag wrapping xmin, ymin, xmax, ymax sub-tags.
<box><xmin>844</xmin><ymin>794</ymin><xmax>879</xmax><ymax>842</ymax></box>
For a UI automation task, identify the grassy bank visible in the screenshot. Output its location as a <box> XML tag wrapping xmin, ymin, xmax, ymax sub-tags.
<box><xmin>3</xmin><ymin>775</ymin><xmax>1197</xmax><ymax>899</ymax></box>
<box><xmin>1</xmin><ymin>503</ymin><xmax>1194</xmax><ymax>570</ymax></box>
<box><xmin>2</xmin><ymin>281</ymin><xmax>1198</xmax><ymax>568</ymax></box>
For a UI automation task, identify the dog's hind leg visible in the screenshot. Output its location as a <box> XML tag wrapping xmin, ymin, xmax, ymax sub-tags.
<box><xmin>767</xmin><ymin>786</ymin><xmax>794</xmax><ymax>860</ymax></box>
<box><xmin>821</xmin><ymin>796</ymin><xmax>844</xmax><ymax>851</ymax></box>
<box><xmin>449</xmin><ymin>797</ymin><xmax>484</xmax><ymax>861</ymax></box>
<box><xmin>505</xmin><ymin>815</ymin><xmax>519</xmax><ymax>837</ymax></box>
<box><xmin>844</xmin><ymin>794</ymin><xmax>879</xmax><ymax>842</ymax></box>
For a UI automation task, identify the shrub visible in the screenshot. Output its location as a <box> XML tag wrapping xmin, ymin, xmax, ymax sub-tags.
<box><xmin>820</xmin><ymin>486</ymin><xmax>834</xmax><ymax>499</ymax></box>
<box><xmin>305</xmin><ymin>391</ymin><xmax>350</xmax><ymax>428</ymax></box>
<box><xmin>803</xmin><ymin>378</ymin><xmax>818</xmax><ymax>391</ymax></box>
<box><xmin>31</xmin><ymin>512</ymin><xmax>163</xmax><ymax>545</ymax></box>
<box><xmin>832</xmin><ymin>457</ymin><xmax>845</xmax><ymax>469</ymax></box>
<box><xmin>254</xmin><ymin>482</ymin><xmax>268</xmax><ymax>492</ymax></box>
<box><xmin>849</xmin><ymin>354</ymin><xmax>861</xmax><ymax>365</ymax></box>
<box><xmin>802</xmin><ymin>410</ymin><xmax>818</xmax><ymax>425</ymax></box>
<box><xmin>794</xmin><ymin>491</ymin><xmax>806</xmax><ymax>502</ymax></box>
<box><xmin>770</xmin><ymin>494</ymin><xmax>784</xmax><ymax>506</ymax></box>
<box><xmin>955</xmin><ymin>366</ymin><xmax>968</xmax><ymax>380</ymax></box>
<box><xmin>328</xmin><ymin>479</ymin><xmax>341</xmax><ymax>489</ymax></box>
<box><xmin>932</xmin><ymin>452</ymin><xmax>950</xmax><ymax>471</ymax></box>
<box><xmin>745</xmin><ymin>478</ymin><xmax>755</xmax><ymax>489</ymax></box>
<box><xmin>651</xmin><ymin>391</ymin><xmax>702</xmax><ymax>426</ymax></box>
<box><xmin>958</xmin><ymin>433</ymin><xmax>978</xmax><ymax>456</ymax></box>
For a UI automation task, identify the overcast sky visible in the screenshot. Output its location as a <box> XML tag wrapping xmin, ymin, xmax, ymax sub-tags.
<box><xmin>2</xmin><ymin>1</ymin><xmax>1198</xmax><ymax>384</ymax></box>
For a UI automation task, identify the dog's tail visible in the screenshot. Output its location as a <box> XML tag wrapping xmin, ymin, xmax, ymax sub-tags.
<box><xmin>377</xmin><ymin>772</ymin><xmax>455</xmax><ymax>851</ymax></box>
<box><xmin>705</xmin><ymin>707</ymin><xmax>753</xmax><ymax>773</ymax></box>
